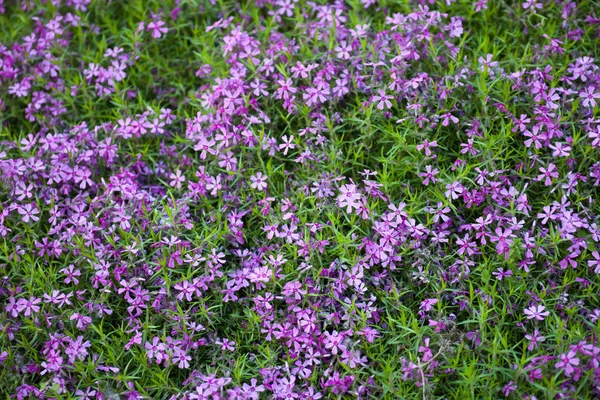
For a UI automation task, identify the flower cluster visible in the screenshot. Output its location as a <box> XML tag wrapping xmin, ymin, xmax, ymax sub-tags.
<box><xmin>1</xmin><ymin>0</ymin><xmax>600</xmax><ymax>399</ymax></box>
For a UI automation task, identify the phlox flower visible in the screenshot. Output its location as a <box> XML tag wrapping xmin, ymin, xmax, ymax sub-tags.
<box><xmin>323</xmin><ymin>330</ymin><xmax>345</xmax><ymax>355</ymax></box>
<box><xmin>17</xmin><ymin>203</ymin><xmax>40</xmax><ymax>223</ymax></box>
<box><xmin>16</xmin><ymin>296</ymin><xmax>41</xmax><ymax>317</ymax></box>
<box><xmin>478</xmin><ymin>54</ymin><xmax>498</xmax><ymax>72</ymax></box>
<box><xmin>335</xmin><ymin>41</ymin><xmax>351</xmax><ymax>60</ymax></box>
<box><xmin>588</xmin><ymin>251</ymin><xmax>600</xmax><ymax>274</ymax></box>
<box><xmin>250</xmin><ymin>172</ymin><xmax>268</xmax><ymax>191</ymax></box>
<box><xmin>145</xmin><ymin>337</ymin><xmax>165</xmax><ymax>363</ymax></box>
<box><xmin>172</xmin><ymin>348</ymin><xmax>191</xmax><ymax>369</ymax></box>
<box><xmin>419</xmin><ymin>165</ymin><xmax>439</xmax><ymax>186</ymax></box>
<box><xmin>372</xmin><ymin>89</ymin><xmax>393</xmax><ymax>110</ymax></box>
<box><xmin>216</xmin><ymin>338</ymin><xmax>236</xmax><ymax>352</ymax></box>
<box><xmin>537</xmin><ymin>164</ymin><xmax>559</xmax><ymax>186</ymax></box>
<box><xmin>579</xmin><ymin>86</ymin><xmax>600</xmax><ymax>108</ymax></box>
<box><xmin>523</xmin><ymin>0</ymin><xmax>543</xmax><ymax>10</ymax></box>
<box><xmin>337</xmin><ymin>183</ymin><xmax>362</xmax><ymax>213</ymax></box>
<box><xmin>147</xmin><ymin>20</ymin><xmax>167</xmax><ymax>38</ymax></box>
<box><xmin>555</xmin><ymin>350</ymin><xmax>580</xmax><ymax>376</ymax></box>
<box><xmin>279</xmin><ymin>135</ymin><xmax>296</xmax><ymax>155</ymax></box>
<box><xmin>524</xmin><ymin>329</ymin><xmax>546</xmax><ymax>351</ymax></box>
<box><xmin>523</xmin><ymin>305</ymin><xmax>549</xmax><ymax>321</ymax></box>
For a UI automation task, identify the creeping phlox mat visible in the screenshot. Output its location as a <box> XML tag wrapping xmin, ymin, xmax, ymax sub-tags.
<box><xmin>1</xmin><ymin>0</ymin><xmax>600</xmax><ymax>399</ymax></box>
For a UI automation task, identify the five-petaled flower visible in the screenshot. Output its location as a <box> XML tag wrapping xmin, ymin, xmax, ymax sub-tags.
<box><xmin>147</xmin><ymin>20</ymin><xmax>168</xmax><ymax>38</ymax></box>
<box><xmin>419</xmin><ymin>165</ymin><xmax>439</xmax><ymax>186</ymax></box>
<box><xmin>250</xmin><ymin>172</ymin><xmax>268</xmax><ymax>191</ymax></box>
<box><xmin>372</xmin><ymin>89</ymin><xmax>393</xmax><ymax>110</ymax></box>
<box><xmin>524</xmin><ymin>305</ymin><xmax>549</xmax><ymax>321</ymax></box>
<box><xmin>18</xmin><ymin>203</ymin><xmax>40</xmax><ymax>223</ymax></box>
<box><xmin>555</xmin><ymin>350</ymin><xmax>580</xmax><ymax>376</ymax></box>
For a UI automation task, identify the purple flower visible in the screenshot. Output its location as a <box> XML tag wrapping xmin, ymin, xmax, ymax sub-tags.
<box><xmin>372</xmin><ymin>89</ymin><xmax>393</xmax><ymax>110</ymax></box>
<box><xmin>555</xmin><ymin>350</ymin><xmax>580</xmax><ymax>376</ymax></box>
<box><xmin>250</xmin><ymin>172</ymin><xmax>268</xmax><ymax>191</ymax></box>
<box><xmin>147</xmin><ymin>20</ymin><xmax>168</xmax><ymax>38</ymax></box>
<box><xmin>524</xmin><ymin>329</ymin><xmax>546</xmax><ymax>351</ymax></box>
<box><xmin>337</xmin><ymin>183</ymin><xmax>362</xmax><ymax>213</ymax></box>
<box><xmin>524</xmin><ymin>305</ymin><xmax>549</xmax><ymax>321</ymax></box>
<box><xmin>419</xmin><ymin>165</ymin><xmax>439</xmax><ymax>186</ymax></box>
<box><xmin>16</xmin><ymin>296</ymin><xmax>41</xmax><ymax>317</ymax></box>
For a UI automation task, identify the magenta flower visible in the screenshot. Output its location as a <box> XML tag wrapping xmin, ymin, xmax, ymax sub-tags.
<box><xmin>523</xmin><ymin>0</ymin><xmax>543</xmax><ymax>10</ymax></box>
<box><xmin>492</xmin><ymin>268</ymin><xmax>513</xmax><ymax>281</ymax></box>
<box><xmin>70</xmin><ymin>313</ymin><xmax>92</xmax><ymax>330</ymax></box>
<box><xmin>279</xmin><ymin>135</ymin><xmax>296</xmax><ymax>155</ymax></box>
<box><xmin>478</xmin><ymin>54</ymin><xmax>498</xmax><ymax>71</ymax></box>
<box><xmin>335</xmin><ymin>41</ymin><xmax>351</xmax><ymax>60</ymax></box>
<box><xmin>216</xmin><ymin>338</ymin><xmax>236</xmax><ymax>352</ymax></box>
<box><xmin>416</xmin><ymin>139</ymin><xmax>438</xmax><ymax>157</ymax></box>
<box><xmin>502</xmin><ymin>381</ymin><xmax>516</xmax><ymax>397</ymax></box>
<box><xmin>174</xmin><ymin>280</ymin><xmax>194</xmax><ymax>301</ymax></box>
<box><xmin>172</xmin><ymin>348</ymin><xmax>191</xmax><ymax>369</ymax></box>
<box><xmin>147</xmin><ymin>20</ymin><xmax>168</xmax><ymax>38</ymax></box>
<box><xmin>555</xmin><ymin>350</ymin><xmax>580</xmax><ymax>376</ymax></box>
<box><xmin>537</xmin><ymin>164</ymin><xmax>559</xmax><ymax>186</ymax></box>
<box><xmin>323</xmin><ymin>330</ymin><xmax>345</xmax><ymax>355</ymax></box>
<box><xmin>5</xmin><ymin>298</ymin><xmax>20</xmax><ymax>318</ymax></box>
<box><xmin>241</xmin><ymin>379</ymin><xmax>265</xmax><ymax>400</ymax></box>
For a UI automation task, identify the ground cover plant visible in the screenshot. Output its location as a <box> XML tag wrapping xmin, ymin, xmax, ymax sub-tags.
<box><xmin>1</xmin><ymin>0</ymin><xmax>600</xmax><ymax>398</ymax></box>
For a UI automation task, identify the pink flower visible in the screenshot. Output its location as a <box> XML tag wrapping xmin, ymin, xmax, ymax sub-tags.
<box><xmin>555</xmin><ymin>350</ymin><xmax>580</xmax><ymax>376</ymax></box>
<box><xmin>279</xmin><ymin>135</ymin><xmax>296</xmax><ymax>155</ymax></box>
<box><xmin>147</xmin><ymin>20</ymin><xmax>168</xmax><ymax>38</ymax></box>
<box><xmin>372</xmin><ymin>89</ymin><xmax>393</xmax><ymax>110</ymax></box>
<box><xmin>173</xmin><ymin>348</ymin><xmax>191</xmax><ymax>369</ymax></box>
<box><xmin>242</xmin><ymin>378</ymin><xmax>264</xmax><ymax>400</ymax></box>
<box><xmin>492</xmin><ymin>268</ymin><xmax>513</xmax><ymax>280</ymax></box>
<box><xmin>335</xmin><ymin>41</ymin><xmax>351</xmax><ymax>60</ymax></box>
<box><xmin>174</xmin><ymin>280</ymin><xmax>194</xmax><ymax>301</ymax></box>
<box><xmin>537</xmin><ymin>164</ymin><xmax>559</xmax><ymax>186</ymax></box>
<box><xmin>145</xmin><ymin>337</ymin><xmax>165</xmax><ymax>362</ymax></box>
<box><xmin>502</xmin><ymin>381</ymin><xmax>516</xmax><ymax>397</ymax></box>
<box><xmin>419</xmin><ymin>165</ymin><xmax>439</xmax><ymax>186</ymax></box>
<box><xmin>8</xmin><ymin>79</ymin><xmax>31</xmax><ymax>97</ymax></box>
<box><xmin>416</xmin><ymin>139</ymin><xmax>438</xmax><ymax>156</ymax></box>
<box><xmin>323</xmin><ymin>330</ymin><xmax>345</xmax><ymax>355</ymax></box>
<box><xmin>217</xmin><ymin>338</ymin><xmax>236</xmax><ymax>352</ymax></box>
<box><xmin>419</xmin><ymin>298</ymin><xmax>438</xmax><ymax>313</ymax></box>
<box><xmin>441</xmin><ymin>112</ymin><xmax>458</xmax><ymax>126</ymax></box>
<box><xmin>523</xmin><ymin>305</ymin><xmax>549</xmax><ymax>321</ymax></box>
<box><xmin>478</xmin><ymin>54</ymin><xmax>498</xmax><ymax>71</ymax></box>
<box><xmin>524</xmin><ymin>329</ymin><xmax>546</xmax><ymax>351</ymax></box>
<box><xmin>70</xmin><ymin>313</ymin><xmax>92</xmax><ymax>330</ymax></box>
<box><xmin>169</xmin><ymin>169</ymin><xmax>186</xmax><ymax>189</ymax></box>
<box><xmin>250</xmin><ymin>172</ymin><xmax>268</xmax><ymax>191</ymax></box>
<box><xmin>337</xmin><ymin>183</ymin><xmax>362</xmax><ymax>213</ymax></box>
<box><xmin>16</xmin><ymin>296</ymin><xmax>41</xmax><ymax>317</ymax></box>
<box><xmin>523</xmin><ymin>0</ymin><xmax>543</xmax><ymax>10</ymax></box>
